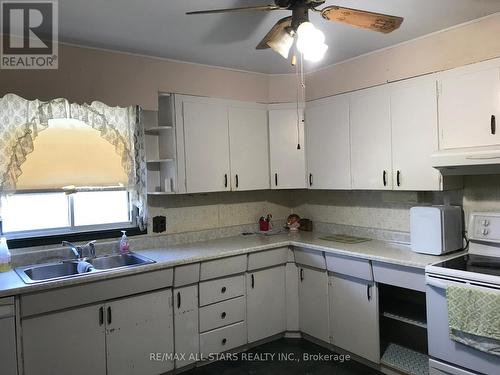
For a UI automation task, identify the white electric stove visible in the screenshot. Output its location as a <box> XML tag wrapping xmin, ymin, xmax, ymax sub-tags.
<box><xmin>425</xmin><ymin>212</ymin><xmax>500</xmax><ymax>375</ymax></box>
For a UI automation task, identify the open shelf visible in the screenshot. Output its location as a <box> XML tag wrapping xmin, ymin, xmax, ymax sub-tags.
<box><xmin>382</xmin><ymin>311</ymin><xmax>427</xmax><ymax>329</ymax></box>
<box><xmin>147</xmin><ymin>191</ymin><xmax>176</xmax><ymax>196</ymax></box>
<box><xmin>381</xmin><ymin>343</ymin><xmax>429</xmax><ymax>375</ymax></box>
<box><xmin>146</xmin><ymin>158</ymin><xmax>174</xmax><ymax>163</ymax></box>
<box><xmin>145</xmin><ymin>126</ymin><xmax>173</xmax><ymax>135</ymax></box>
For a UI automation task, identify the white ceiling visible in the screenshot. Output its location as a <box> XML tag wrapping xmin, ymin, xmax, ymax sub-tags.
<box><xmin>59</xmin><ymin>0</ymin><xmax>500</xmax><ymax>74</ymax></box>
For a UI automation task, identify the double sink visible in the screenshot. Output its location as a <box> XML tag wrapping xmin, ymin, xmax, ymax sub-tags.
<box><xmin>15</xmin><ymin>252</ymin><xmax>156</xmax><ymax>284</ymax></box>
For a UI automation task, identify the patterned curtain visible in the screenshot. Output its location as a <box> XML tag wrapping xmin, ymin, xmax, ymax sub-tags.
<box><xmin>0</xmin><ymin>93</ymin><xmax>147</xmax><ymax>230</ymax></box>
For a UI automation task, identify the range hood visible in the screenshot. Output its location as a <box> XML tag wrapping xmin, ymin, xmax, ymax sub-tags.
<box><xmin>431</xmin><ymin>145</ymin><xmax>500</xmax><ymax>175</ymax></box>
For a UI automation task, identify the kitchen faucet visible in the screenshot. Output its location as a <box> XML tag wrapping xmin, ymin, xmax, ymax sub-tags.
<box><xmin>62</xmin><ymin>240</ymin><xmax>96</xmax><ymax>260</ymax></box>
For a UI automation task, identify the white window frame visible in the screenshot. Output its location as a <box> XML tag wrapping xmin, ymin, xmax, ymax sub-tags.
<box><xmin>1</xmin><ymin>188</ymin><xmax>137</xmax><ymax>240</ymax></box>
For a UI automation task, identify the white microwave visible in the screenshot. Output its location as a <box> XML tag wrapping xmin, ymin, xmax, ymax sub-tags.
<box><xmin>410</xmin><ymin>206</ymin><xmax>463</xmax><ymax>255</ymax></box>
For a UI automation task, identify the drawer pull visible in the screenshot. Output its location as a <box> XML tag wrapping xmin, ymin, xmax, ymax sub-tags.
<box><xmin>222</xmin><ymin>338</ymin><xmax>227</xmax><ymax>345</ymax></box>
<box><xmin>221</xmin><ymin>312</ymin><xmax>227</xmax><ymax>319</ymax></box>
<box><xmin>221</xmin><ymin>286</ymin><xmax>227</xmax><ymax>294</ymax></box>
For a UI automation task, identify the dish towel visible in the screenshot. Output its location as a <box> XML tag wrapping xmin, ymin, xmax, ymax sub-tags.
<box><xmin>447</xmin><ymin>285</ymin><xmax>500</xmax><ymax>356</ymax></box>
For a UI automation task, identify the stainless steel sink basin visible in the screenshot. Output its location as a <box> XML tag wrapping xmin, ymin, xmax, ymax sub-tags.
<box><xmin>15</xmin><ymin>252</ymin><xmax>155</xmax><ymax>284</ymax></box>
<box><xmin>88</xmin><ymin>253</ymin><xmax>155</xmax><ymax>270</ymax></box>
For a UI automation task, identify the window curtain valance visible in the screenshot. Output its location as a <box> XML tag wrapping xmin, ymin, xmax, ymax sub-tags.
<box><xmin>0</xmin><ymin>93</ymin><xmax>147</xmax><ymax>229</ymax></box>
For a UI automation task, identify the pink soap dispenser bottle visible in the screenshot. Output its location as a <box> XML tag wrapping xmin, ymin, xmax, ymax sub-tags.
<box><xmin>119</xmin><ymin>230</ymin><xmax>130</xmax><ymax>254</ymax></box>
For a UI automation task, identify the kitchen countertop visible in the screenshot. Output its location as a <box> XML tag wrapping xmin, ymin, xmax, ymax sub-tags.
<box><xmin>0</xmin><ymin>231</ymin><xmax>466</xmax><ymax>298</ymax></box>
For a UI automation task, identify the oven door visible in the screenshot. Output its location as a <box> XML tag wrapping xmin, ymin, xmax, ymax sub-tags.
<box><xmin>426</xmin><ymin>274</ymin><xmax>500</xmax><ymax>375</ymax></box>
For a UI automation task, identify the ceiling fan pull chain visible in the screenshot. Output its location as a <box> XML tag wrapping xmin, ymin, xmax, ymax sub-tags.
<box><xmin>296</xmin><ymin>49</ymin><xmax>302</xmax><ymax>150</ymax></box>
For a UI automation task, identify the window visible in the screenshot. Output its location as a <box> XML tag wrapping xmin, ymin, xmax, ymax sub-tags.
<box><xmin>1</xmin><ymin>190</ymin><xmax>132</xmax><ymax>238</ymax></box>
<box><xmin>0</xmin><ymin>118</ymin><xmax>135</xmax><ymax>239</ymax></box>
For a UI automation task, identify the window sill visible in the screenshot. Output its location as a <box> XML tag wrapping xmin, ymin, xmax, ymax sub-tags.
<box><xmin>6</xmin><ymin>226</ymin><xmax>147</xmax><ymax>249</ymax></box>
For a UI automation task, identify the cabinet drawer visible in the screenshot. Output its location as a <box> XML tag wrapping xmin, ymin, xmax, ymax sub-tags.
<box><xmin>325</xmin><ymin>253</ymin><xmax>373</xmax><ymax>281</ymax></box>
<box><xmin>174</xmin><ymin>263</ymin><xmax>200</xmax><ymax>287</ymax></box>
<box><xmin>372</xmin><ymin>261</ymin><xmax>425</xmax><ymax>292</ymax></box>
<box><xmin>200</xmin><ymin>255</ymin><xmax>247</xmax><ymax>281</ymax></box>
<box><xmin>200</xmin><ymin>321</ymin><xmax>247</xmax><ymax>355</ymax></box>
<box><xmin>294</xmin><ymin>248</ymin><xmax>326</xmax><ymax>270</ymax></box>
<box><xmin>247</xmin><ymin>247</ymin><xmax>288</xmax><ymax>271</ymax></box>
<box><xmin>199</xmin><ymin>296</ymin><xmax>245</xmax><ymax>332</ymax></box>
<box><xmin>199</xmin><ymin>275</ymin><xmax>245</xmax><ymax>306</ymax></box>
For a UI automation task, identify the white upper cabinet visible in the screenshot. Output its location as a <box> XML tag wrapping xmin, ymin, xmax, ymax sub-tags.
<box><xmin>350</xmin><ymin>86</ymin><xmax>392</xmax><ymax>190</ymax></box>
<box><xmin>305</xmin><ymin>94</ymin><xmax>351</xmax><ymax>190</ymax></box>
<box><xmin>438</xmin><ymin>59</ymin><xmax>500</xmax><ymax>149</ymax></box>
<box><xmin>182</xmin><ymin>98</ymin><xmax>231</xmax><ymax>193</ymax></box>
<box><xmin>390</xmin><ymin>75</ymin><xmax>442</xmax><ymax>191</ymax></box>
<box><xmin>268</xmin><ymin>106</ymin><xmax>306</xmax><ymax>189</ymax></box>
<box><xmin>228</xmin><ymin>106</ymin><xmax>270</xmax><ymax>191</ymax></box>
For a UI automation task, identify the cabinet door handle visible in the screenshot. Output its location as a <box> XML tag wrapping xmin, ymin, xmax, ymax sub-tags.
<box><xmin>107</xmin><ymin>306</ymin><xmax>112</xmax><ymax>325</ymax></box>
<box><xmin>492</xmin><ymin>115</ymin><xmax>496</xmax><ymax>135</ymax></box>
<box><xmin>382</xmin><ymin>170</ymin><xmax>387</xmax><ymax>187</ymax></box>
<box><xmin>396</xmin><ymin>170</ymin><xmax>401</xmax><ymax>187</ymax></box>
<box><xmin>235</xmin><ymin>174</ymin><xmax>239</xmax><ymax>188</ymax></box>
<box><xmin>367</xmin><ymin>284</ymin><xmax>372</xmax><ymax>301</ymax></box>
<box><xmin>274</xmin><ymin>173</ymin><xmax>278</xmax><ymax>187</ymax></box>
<box><xmin>221</xmin><ymin>312</ymin><xmax>227</xmax><ymax>319</ymax></box>
<box><xmin>300</xmin><ymin>268</ymin><xmax>304</xmax><ymax>282</ymax></box>
<box><xmin>99</xmin><ymin>306</ymin><xmax>104</xmax><ymax>326</ymax></box>
<box><xmin>309</xmin><ymin>173</ymin><xmax>313</xmax><ymax>187</ymax></box>
<box><xmin>251</xmin><ymin>274</ymin><xmax>255</xmax><ymax>289</ymax></box>
<box><xmin>177</xmin><ymin>292</ymin><xmax>181</xmax><ymax>309</ymax></box>
<box><xmin>224</xmin><ymin>174</ymin><xmax>228</xmax><ymax>188</ymax></box>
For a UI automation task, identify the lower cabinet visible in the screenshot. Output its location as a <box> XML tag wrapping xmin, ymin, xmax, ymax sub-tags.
<box><xmin>22</xmin><ymin>289</ymin><xmax>174</xmax><ymax>375</ymax></box>
<box><xmin>173</xmin><ymin>285</ymin><xmax>199</xmax><ymax>368</ymax></box>
<box><xmin>246</xmin><ymin>265</ymin><xmax>286</xmax><ymax>342</ymax></box>
<box><xmin>329</xmin><ymin>274</ymin><xmax>380</xmax><ymax>363</ymax></box>
<box><xmin>298</xmin><ymin>267</ymin><xmax>330</xmax><ymax>343</ymax></box>
<box><xmin>0</xmin><ymin>298</ymin><xmax>18</xmax><ymax>375</ymax></box>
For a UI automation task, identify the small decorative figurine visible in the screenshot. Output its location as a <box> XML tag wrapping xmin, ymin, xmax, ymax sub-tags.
<box><xmin>287</xmin><ymin>214</ymin><xmax>301</xmax><ymax>232</ymax></box>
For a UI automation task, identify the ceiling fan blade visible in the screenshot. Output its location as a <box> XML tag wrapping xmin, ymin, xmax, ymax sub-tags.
<box><xmin>186</xmin><ymin>5</ymin><xmax>281</xmax><ymax>15</ymax></box>
<box><xmin>256</xmin><ymin>16</ymin><xmax>292</xmax><ymax>50</ymax></box>
<box><xmin>321</xmin><ymin>6</ymin><xmax>403</xmax><ymax>34</ymax></box>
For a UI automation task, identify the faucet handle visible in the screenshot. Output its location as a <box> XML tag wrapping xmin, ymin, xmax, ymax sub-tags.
<box><xmin>84</xmin><ymin>240</ymin><xmax>97</xmax><ymax>258</ymax></box>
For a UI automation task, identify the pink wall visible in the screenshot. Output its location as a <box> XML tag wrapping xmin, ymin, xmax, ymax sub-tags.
<box><xmin>0</xmin><ymin>44</ymin><xmax>269</xmax><ymax>110</ymax></box>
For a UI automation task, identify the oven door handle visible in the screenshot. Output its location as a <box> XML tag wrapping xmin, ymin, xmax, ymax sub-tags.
<box><xmin>426</xmin><ymin>277</ymin><xmax>449</xmax><ymax>290</ymax></box>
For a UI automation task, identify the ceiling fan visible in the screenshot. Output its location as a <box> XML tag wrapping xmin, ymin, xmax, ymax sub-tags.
<box><xmin>186</xmin><ymin>0</ymin><xmax>404</xmax><ymax>62</ymax></box>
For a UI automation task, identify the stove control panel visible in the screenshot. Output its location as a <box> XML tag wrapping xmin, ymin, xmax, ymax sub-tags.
<box><xmin>469</xmin><ymin>212</ymin><xmax>500</xmax><ymax>242</ymax></box>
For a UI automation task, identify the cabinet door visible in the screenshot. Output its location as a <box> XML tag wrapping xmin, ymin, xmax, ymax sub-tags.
<box><xmin>329</xmin><ymin>274</ymin><xmax>379</xmax><ymax>363</ymax></box>
<box><xmin>306</xmin><ymin>95</ymin><xmax>351</xmax><ymax>189</ymax></box>
<box><xmin>0</xmin><ymin>316</ymin><xmax>17</xmax><ymax>375</ymax></box>
<box><xmin>269</xmin><ymin>108</ymin><xmax>306</xmax><ymax>189</ymax></box>
<box><xmin>391</xmin><ymin>76</ymin><xmax>442</xmax><ymax>191</ymax></box>
<box><xmin>298</xmin><ymin>267</ymin><xmax>329</xmax><ymax>343</ymax></box>
<box><xmin>247</xmin><ymin>266</ymin><xmax>286</xmax><ymax>342</ymax></box>
<box><xmin>173</xmin><ymin>285</ymin><xmax>199</xmax><ymax>368</ymax></box>
<box><xmin>183</xmin><ymin>99</ymin><xmax>230</xmax><ymax>193</ymax></box>
<box><xmin>439</xmin><ymin>62</ymin><xmax>500</xmax><ymax>149</ymax></box>
<box><xmin>22</xmin><ymin>304</ymin><xmax>106</xmax><ymax>375</ymax></box>
<box><xmin>229</xmin><ymin>106</ymin><xmax>270</xmax><ymax>190</ymax></box>
<box><xmin>350</xmin><ymin>86</ymin><xmax>392</xmax><ymax>190</ymax></box>
<box><xmin>106</xmin><ymin>289</ymin><xmax>174</xmax><ymax>375</ymax></box>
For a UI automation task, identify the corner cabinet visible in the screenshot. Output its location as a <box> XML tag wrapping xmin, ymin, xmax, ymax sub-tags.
<box><xmin>268</xmin><ymin>105</ymin><xmax>306</xmax><ymax>189</ymax></box>
<box><xmin>298</xmin><ymin>267</ymin><xmax>330</xmax><ymax>343</ymax></box>
<box><xmin>305</xmin><ymin>94</ymin><xmax>351</xmax><ymax>189</ymax></box>
<box><xmin>22</xmin><ymin>289</ymin><xmax>174</xmax><ymax>375</ymax></box>
<box><xmin>246</xmin><ymin>265</ymin><xmax>286</xmax><ymax>342</ymax></box>
<box><xmin>438</xmin><ymin>58</ymin><xmax>500</xmax><ymax>150</ymax></box>
<box><xmin>350</xmin><ymin>85</ymin><xmax>393</xmax><ymax>190</ymax></box>
<box><xmin>177</xmin><ymin>95</ymin><xmax>270</xmax><ymax>193</ymax></box>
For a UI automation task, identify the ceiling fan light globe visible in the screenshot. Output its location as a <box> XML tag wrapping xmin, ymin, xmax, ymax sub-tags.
<box><xmin>303</xmin><ymin>42</ymin><xmax>328</xmax><ymax>62</ymax></box>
